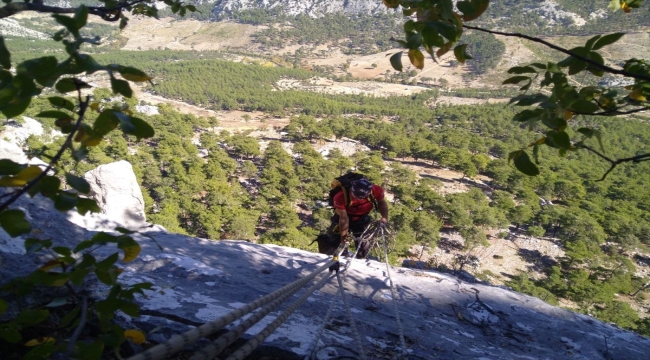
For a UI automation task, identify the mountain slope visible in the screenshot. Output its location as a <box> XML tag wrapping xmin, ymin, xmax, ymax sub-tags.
<box><xmin>2</xmin><ymin>185</ymin><xmax>650</xmax><ymax>359</ymax></box>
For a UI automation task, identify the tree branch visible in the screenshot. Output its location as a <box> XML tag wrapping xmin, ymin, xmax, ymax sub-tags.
<box><xmin>0</xmin><ymin>89</ymin><xmax>89</xmax><ymax>213</ymax></box>
<box><xmin>462</xmin><ymin>24</ymin><xmax>650</xmax><ymax>83</ymax></box>
<box><xmin>0</xmin><ymin>0</ymin><xmax>149</xmax><ymax>21</ymax></box>
<box><xmin>577</xmin><ymin>144</ymin><xmax>650</xmax><ymax>181</ymax></box>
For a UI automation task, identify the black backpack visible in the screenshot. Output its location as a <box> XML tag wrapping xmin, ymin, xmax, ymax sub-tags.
<box><xmin>328</xmin><ymin>172</ymin><xmax>378</xmax><ymax>209</ymax></box>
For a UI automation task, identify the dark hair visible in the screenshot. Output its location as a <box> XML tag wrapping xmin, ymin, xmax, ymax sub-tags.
<box><xmin>350</xmin><ymin>179</ymin><xmax>372</xmax><ymax>198</ymax></box>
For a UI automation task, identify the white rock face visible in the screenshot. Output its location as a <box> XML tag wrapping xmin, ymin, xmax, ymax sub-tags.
<box><xmin>0</xmin><ymin>139</ymin><xmax>29</xmax><ymax>164</ymax></box>
<box><xmin>69</xmin><ymin>161</ymin><xmax>148</xmax><ymax>231</ymax></box>
<box><xmin>213</xmin><ymin>0</ymin><xmax>388</xmax><ymax>17</ymax></box>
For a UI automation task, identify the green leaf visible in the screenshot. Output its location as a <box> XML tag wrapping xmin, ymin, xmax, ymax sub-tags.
<box><xmin>570</xmin><ymin>100</ymin><xmax>600</xmax><ymax>113</ymax></box>
<box><xmin>36</xmin><ymin>110</ymin><xmax>70</xmax><ymax>119</ymax></box>
<box><xmin>54</xmin><ymin>191</ymin><xmax>78</xmax><ymax>211</ymax></box>
<box><xmin>93</xmin><ymin>110</ymin><xmax>119</xmax><ymax>138</ymax></box>
<box><xmin>545</xmin><ymin>130</ymin><xmax>571</xmax><ymax>149</ymax></box>
<box><xmin>186</xmin><ymin>4</ymin><xmax>196</xmax><ymax>11</ymax></box>
<box><xmin>0</xmin><ymin>325</ymin><xmax>21</xmax><ymax>343</ymax></box>
<box><xmin>608</xmin><ymin>0</ymin><xmax>621</xmax><ymax>11</ymax></box>
<box><xmin>96</xmin><ymin>252</ymin><xmax>119</xmax><ymax>272</ymax></box>
<box><xmin>584</xmin><ymin>35</ymin><xmax>601</xmax><ymax>51</ymax></box>
<box><xmin>502</xmin><ymin>76</ymin><xmax>530</xmax><ymax>85</ymax></box>
<box><xmin>508</xmin><ymin>66</ymin><xmax>537</xmax><ymax>74</ymax></box>
<box><xmin>16</xmin><ymin>309</ymin><xmax>49</xmax><ymax>326</ymax></box>
<box><xmin>118</xmin><ymin>66</ymin><xmax>152</xmax><ymax>82</ymax></box>
<box><xmin>408</xmin><ymin>49</ymin><xmax>425</xmax><ymax>70</ymax></box>
<box><xmin>76</xmin><ymin>54</ymin><xmax>104</xmax><ymax>74</ymax></box>
<box><xmin>453</xmin><ymin>44</ymin><xmax>472</xmax><ymax>64</ymax></box>
<box><xmin>48</xmin><ymin>96</ymin><xmax>75</xmax><ymax>111</ymax></box>
<box><xmin>532</xmin><ymin>144</ymin><xmax>540</xmax><ymax>165</ymax></box>
<box><xmin>457</xmin><ymin>0</ymin><xmax>489</xmax><ymax>21</ymax></box>
<box><xmin>114</xmin><ymin>113</ymin><xmax>155</xmax><ymax>140</ymax></box>
<box><xmin>0</xmin><ymin>37</ymin><xmax>11</xmax><ymax>69</ymax></box>
<box><xmin>111</xmin><ymin>78</ymin><xmax>133</xmax><ymax>98</ymax></box>
<box><xmin>24</xmin><ymin>238</ymin><xmax>52</xmax><ymax>253</ymax></box>
<box><xmin>74</xmin><ymin>240</ymin><xmax>94</xmax><ymax>253</ymax></box>
<box><xmin>422</xmin><ymin>24</ymin><xmax>445</xmax><ymax>48</ymax></box>
<box><xmin>119</xmin><ymin>301</ymin><xmax>140</xmax><ymax>316</ymax></box>
<box><xmin>52</xmin><ymin>14</ymin><xmax>80</xmax><ymax>38</ymax></box>
<box><xmin>429</xmin><ymin>21</ymin><xmax>458</xmax><ymax>42</ymax></box>
<box><xmin>578</xmin><ymin>127</ymin><xmax>604</xmax><ymax>152</ymax></box>
<box><xmin>76</xmin><ymin>198</ymin><xmax>100</xmax><ymax>215</ymax></box>
<box><xmin>36</xmin><ymin>176</ymin><xmax>62</xmax><ymax>197</ymax></box>
<box><xmin>406</xmin><ymin>33</ymin><xmax>422</xmax><ymax>50</ymax></box>
<box><xmin>74</xmin><ymin>5</ymin><xmax>88</xmax><ymax>29</ymax></box>
<box><xmin>0</xmin><ymin>159</ymin><xmax>25</xmax><ymax>175</ymax></box>
<box><xmin>55</xmin><ymin>78</ymin><xmax>78</xmax><ymax>93</ymax></box>
<box><xmin>593</xmin><ymin>33</ymin><xmax>625</xmax><ymax>50</ymax></box>
<box><xmin>119</xmin><ymin>15</ymin><xmax>129</xmax><ymax>30</ymax></box>
<box><xmin>586</xmin><ymin>52</ymin><xmax>605</xmax><ymax>77</ymax></box>
<box><xmin>59</xmin><ymin>307</ymin><xmax>80</xmax><ymax>328</ymax></box>
<box><xmin>53</xmin><ymin>246</ymin><xmax>72</xmax><ymax>257</ymax></box>
<box><xmin>115</xmin><ymin>227</ymin><xmax>136</xmax><ymax>234</ymax></box>
<box><xmin>65</xmin><ymin>173</ymin><xmax>90</xmax><ymax>194</ymax></box>
<box><xmin>77</xmin><ymin>340</ymin><xmax>104</xmax><ymax>360</ymax></box>
<box><xmin>509</xmin><ymin>150</ymin><xmax>540</xmax><ymax>176</ymax></box>
<box><xmin>0</xmin><ymin>209</ymin><xmax>31</xmax><ymax>237</ymax></box>
<box><xmin>389</xmin><ymin>52</ymin><xmax>403</xmax><ymax>72</ymax></box>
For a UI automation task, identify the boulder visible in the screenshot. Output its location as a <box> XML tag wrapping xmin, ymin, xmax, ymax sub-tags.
<box><xmin>68</xmin><ymin>160</ymin><xmax>148</xmax><ymax>231</ymax></box>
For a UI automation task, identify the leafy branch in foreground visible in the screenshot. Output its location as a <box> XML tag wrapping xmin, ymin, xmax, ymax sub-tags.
<box><xmin>0</xmin><ymin>2</ymin><xmax>180</xmax><ymax>358</ymax></box>
<box><xmin>382</xmin><ymin>0</ymin><xmax>649</xmax><ymax>178</ymax></box>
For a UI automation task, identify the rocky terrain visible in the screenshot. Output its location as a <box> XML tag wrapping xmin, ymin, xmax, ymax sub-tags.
<box><xmin>1</xmin><ymin>152</ymin><xmax>650</xmax><ymax>359</ymax></box>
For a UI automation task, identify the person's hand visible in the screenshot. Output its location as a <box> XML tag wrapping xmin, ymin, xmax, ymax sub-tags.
<box><xmin>380</xmin><ymin>217</ymin><xmax>388</xmax><ymax>223</ymax></box>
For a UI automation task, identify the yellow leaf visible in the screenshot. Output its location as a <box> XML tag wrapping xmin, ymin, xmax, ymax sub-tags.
<box><xmin>629</xmin><ymin>88</ymin><xmax>647</xmax><ymax>102</ymax></box>
<box><xmin>564</xmin><ymin>111</ymin><xmax>574</xmax><ymax>120</ymax></box>
<box><xmin>622</xmin><ymin>2</ymin><xmax>632</xmax><ymax>12</ymax></box>
<box><xmin>25</xmin><ymin>337</ymin><xmax>55</xmax><ymax>346</ymax></box>
<box><xmin>16</xmin><ymin>166</ymin><xmax>43</xmax><ymax>182</ymax></box>
<box><xmin>121</xmin><ymin>244</ymin><xmax>141</xmax><ymax>263</ymax></box>
<box><xmin>49</xmin><ymin>276</ymin><xmax>68</xmax><ymax>287</ymax></box>
<box><xmin>89</xmin><ymin>102</ymin><xmax>100</xmax><ymax>111</ymax></box>
<box><xmin>81</xmin><ymin>136</ymin><xmax>102</xmax><ymax>147</ymax></box>
<box><xmin>39</xmin><ymin>260</ymin><xmax>65</xmax><ymax>272</ymax></box>
<box><xmin>121</xmin><ymin>73</ymin><xmax>152</xmax><ymax>82</ymax></box>
<box><xmin>0</xmin><ymin>176</ymin><xmax>27</xmax><ymax>187</ymax></box>
<box><xmin>408</xmin><ymin>49</ymin><xmax>425</xmax><ymax>70</ymax></box>
<box><xmin>124</xmin><ymin>329</ymin><xmax>146</xmax><ymax>344</ymax></box>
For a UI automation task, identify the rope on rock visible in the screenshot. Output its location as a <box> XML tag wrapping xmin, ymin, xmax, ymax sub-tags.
<box><xmin>379</xmin><ymin>225</ymin><xmax>408</xmax><ymax>360</ymax></box>
<box><xmin>126</xmin><ymin>259</ymin><xmax>337</xmax><ymax>360</ymax></box>
<box><xmin>336</xmin><ymin>271</ymin><xmax>367</xmax><ymax>360</ymax></box>
<box><xmin>304</xmin><ymin>246</ymin><xmax>359</xmax><ymax>360</ymax></box>
<box><xmin>224</xmin><ymin>264</ymin><xmax>338</xmax><ymax>360</ymax></box>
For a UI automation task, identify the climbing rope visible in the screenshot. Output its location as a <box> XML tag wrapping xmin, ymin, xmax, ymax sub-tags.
<box><xmin>224</xmin><ymin>269</ymin><xmax>336</xmax><ymax>360</ymax></box>
<box><xmin>304</xmin><ymin>245</ymin><xmax>360</xmax><ymax>360</ymax></box>
<box><xmin>126</xmin><ymin>258</ymin><xmax>337</xmax><ymax>360</ymax></box>
<box><xmin>379</xmin><ymin>224</ymin><xmax>408</xmax><ymax>360</ymax></box>
<box><xmin>336</xmin><ymin>271</ymin><xmax>367</xmax><ymax>360</ymax></box>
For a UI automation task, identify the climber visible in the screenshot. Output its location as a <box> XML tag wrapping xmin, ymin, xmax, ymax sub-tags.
<box><xmin>317</xmin><ymin>174</ymin><xmax>389</xmax><ymax>258</ymax></box>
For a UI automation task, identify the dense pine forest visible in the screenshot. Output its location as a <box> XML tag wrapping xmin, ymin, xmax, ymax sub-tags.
<box><xmin>10</xmin><ymin>48</ymin><xmax>650</xmax><ymax>335</ymax></box>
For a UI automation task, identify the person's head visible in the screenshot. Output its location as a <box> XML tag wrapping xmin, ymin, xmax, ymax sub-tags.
<box><xmin>350</xmin><ymin>178</ymin><xmax>372</xmax><ymax>199</ymax></box>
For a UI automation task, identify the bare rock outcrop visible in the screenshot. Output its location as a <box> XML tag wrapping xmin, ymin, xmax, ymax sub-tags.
<box><xmin>68</xmin><ymin>160</ymin><xmax>148</xmax><ymax>231</ymax></box>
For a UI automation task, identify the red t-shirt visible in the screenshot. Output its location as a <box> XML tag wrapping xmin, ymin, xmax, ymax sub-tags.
<box><xmin>333</xmin><ymin>184</ymin><xmax>384</xmax><ymax>220</ymax></box>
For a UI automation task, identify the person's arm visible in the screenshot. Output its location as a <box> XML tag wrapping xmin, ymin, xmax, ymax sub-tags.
<box><xmin>336</xmin><ymin>208</ymin><xmax>350</xmax><ymax>241</ymax></box>
<box><xmin>377</xmin><ymin>198</ymin><xmax>389</xmax><ymax>223</ymax></box>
